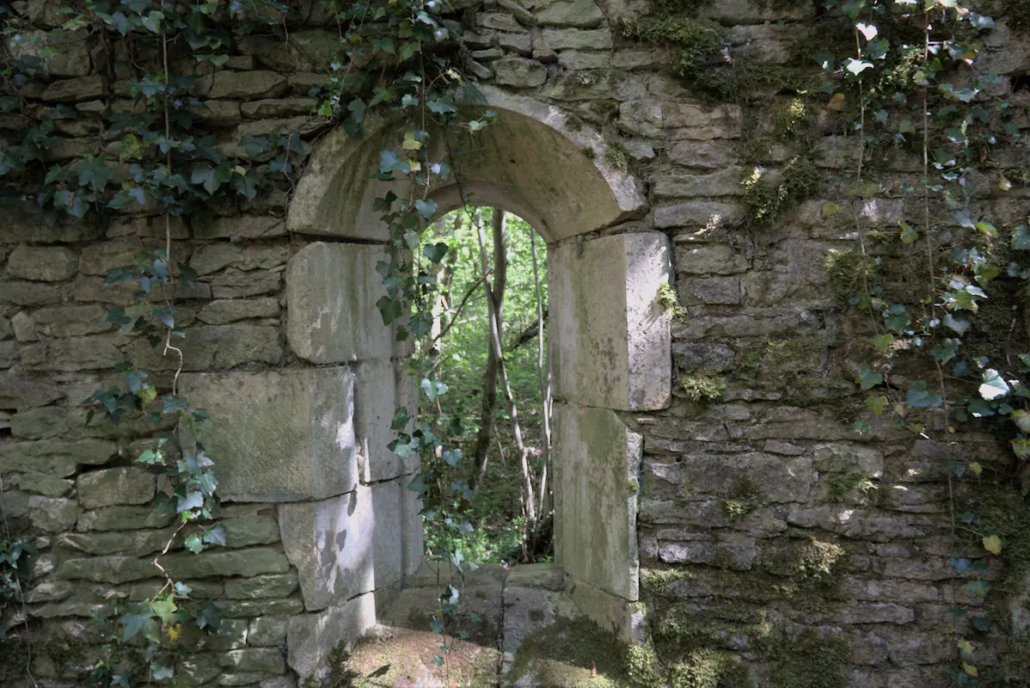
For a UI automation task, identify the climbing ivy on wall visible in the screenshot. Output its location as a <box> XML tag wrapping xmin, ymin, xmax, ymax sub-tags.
<box><xmin>813</xmin><ymin>0</ymin><xmax>1026</xmax><ymax>684</ymax></box>
<box><xmin>0</xmin><ymin>1</ymin><xmax>308</xmax><ymax>684</ymax></box>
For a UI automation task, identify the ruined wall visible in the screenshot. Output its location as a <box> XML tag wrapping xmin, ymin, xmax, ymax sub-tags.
<box><xmin>2</xmin><ymin>0</ymin><xmax>1030</xmax><ymax>686</ymax></box>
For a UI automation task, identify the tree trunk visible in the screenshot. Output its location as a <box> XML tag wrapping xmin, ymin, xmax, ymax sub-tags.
<box><xmin>474</xmin><ymin>211</ymin><xmax>536</xmax><ymax>525</ymax></box>
<box><xmin>530</xmin><ymin>230</ymin><xmax>553</xmax><ymax>519</ymax></box>
<box><xmin>470</xmin><ymin>208</ymin><xmax>507</xmax><ymax>491</ymax></box>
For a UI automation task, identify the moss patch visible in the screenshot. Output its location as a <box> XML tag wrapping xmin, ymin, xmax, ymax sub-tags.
<box><xmin>507</xmin><ymin>616</ymin><xmax>630</xmax><ymax>687</ymax></box>
<box><xmin>658</xmin><ymin>281</ymin><xmax>686</xmax><ymax>320</ymax></box>
<box><xmin>762</xmin><ymin>628</ymin><xmax>849</xmax><ymax>688</ymax></box>
<box><xmin>721</xmin><ymin>477</ymin><xmax>762</xmax><ymax>521</ymax></box>
<box><xmin>668</xmin><ymin>649</ymin><xmax>754</xmax><ymax>688</ymax></box>
<box><xmin>821</xmin><ymin>248</ymin><xmax>876</xmax><ymax>305</ymax></box>
<box><xmin>680</xmin><ymin>373</ymin><xmax>726</xmax><ymax>403</ymax></box>
<box><xmin>741</xmin><ymin>154</ymin><xmax>820</xmax><ymax>229</ymax></box>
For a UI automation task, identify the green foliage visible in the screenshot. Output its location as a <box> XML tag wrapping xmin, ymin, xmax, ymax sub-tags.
<box><xmin>720</xmin><ymin>477</ymin><xmax>762</xmax><ymax>521</ymax></box>
<box><xmin>658</xmin><ymin>281</ymin><xmax>686</xmax><ymax>320</ymax></box>
<box><xmin>680</xmin><ymin>373</ymin><xmax>726</xmax><ymax>403</ymax></box>
<box><xmin>604</xmin><ymin>142</ymin><xmax>630</xmax><ymax>171</ymax></box>
<box><xmin>820</xmin><ymin>249</ymin><xmax>876</xmax><ymax>306</ymax></box>
<box><xmin>825</xmin><ymin>472</ymin><xmax>877</xmax><ymax>502</ymax></box>
<box><xmin>741</xmin><ymin>155</ymin><xmax>820</xmax><ymax>229</ymax></box>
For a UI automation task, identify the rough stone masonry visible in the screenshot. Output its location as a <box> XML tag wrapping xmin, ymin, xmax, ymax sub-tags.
<box><xmin>1</xmin><ymin>0</ymin><xmax>1030</xmax><ymax>686</ymax></box>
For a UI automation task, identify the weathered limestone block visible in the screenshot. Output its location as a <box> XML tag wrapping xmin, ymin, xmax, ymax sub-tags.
<box><xmin>674</xmin><ymin>242</ymin><xmax>749</xmax><ymax>275</ymax></box>
<box><xmin>197</xmin><ymin>298</ymin><xmax>280</xmax><ymax>325</ymax></box>
<box><xmin>550</xmin><ymin>232</ymin><xmax>672</xmax><ymax>410</ymax></box>
<box><xmin>277</xmin><ymin>487</ymin><xmax>375</xmax><ymax>610</ymax></box>
<box><xmin>32</xmin><ymin>304</ymin><xmax>113</xmax><ymax>337</ymax></box>
<box><xmin>249</xmin><ymin>617</ymin><xmax>289</xmax><ymax>647</ymax></box>
<box><xmin>225</xmin><ymin>573</ymin><xmax>299</xmax><ymax>600</ymax></box>
<box><xmin>241</xmin><ymin>98</ymin><xmax>318</xmax><ymax>118</ymax></box>
<box><xmin>10</xmin><ymin>407</ymin><xmax>68</xmax><ymax>439</ymax></box>
<box><xmin>76</xmin><ymin>505</ymin><xmax>174</xmax><ymax>531</ymax></box>
<box><xmin>287</xmin><ymin>594</ymin><xmax>376</xmax><ymax>680</ymax></box>
<box><xmin>668</xmin><ymin>140</ymin><xmax>739</xmax><ymax>169</ymax></box>
<box><xmin>371</xmin><ymin>479</ymin><xmax>423</xmax><ymax>589</ymax></box>
<box><xmin>128</xmin><ymin>325</ymin><xmax>281</xmax><ymax>371</ymax></box>
<box><xmin>18</xmin><ymin>471</ymin><xmax>73</xmax><ymax>497</ymax></box>
<box><xmin>206</xmin><ymin>71</ymin><xmax>288</xmax><ymax>99</ymax></box>
<box><xmin>179</xmin><ymin>368</ymin><xmax>358</xmax><ymax>502</ymax></box>
<box><xmin>195</xmin><ymin>100</ymin><xmax>242</xmax><ymax>125</ymax></box>
<box><xmin>494</xmin><ymin>57</ymin><xmax>548</xmax><ymax>88</ymax></box>
<box><xmin>0</xmin><ymin>374</ymin><xmax>63</xmax><ymax>409</ymax></box>
<box><xmin>27</xmin><ymin>495</ymin><xmax>79</xmax><ymax>532</ymax></box>
<box><xmin>536</xmin><ymin>0</ymin><xmax>605</xmax><ymax>27</ymax></box>
<box><xmin>286</xmin><ymin>242</ymin><xmax>396</xmax><ymax>364</ymax></box>
<box><xmin>678</xmin><ymin>275</ymin><xmax>743</xmax><ymax>305</ymax></box>
<box><xmin>193</xmin><ymin>216</ymin><xmax>286</xmax><ymax>240</ymax></box>
<box><xmin>41</xmin><ymin>75</ymin><xmax>105</xmax><ymax>102</ymax></box>
<box><xmin>209</xmin><ymin>271</ymin><xmax>282</xmax><ymax>299</ymax></box>
<box><xmin>0</xmin><ymin>439</ymin><xmax>116</xmax><ymax>478</ymax></box>
<box><xmin>238</xmin><ymin>30</ymin><xmax>337</xmax><ymax>72</ymax></box>
<box><xmin>190</xmin><ymin>243</ymin><xmax>288</xmax><ymax>276</ymax></box>
<box><xmin>0</xmin><ymin>281</ymin><xmax>61</xmax><ymax>307</ymax></box>
<box><xmin>5</xmin><ymin>245</ymin><xmax>78</xmax><ymax>281</ymax></box>
<box><xmin>555</xmin><ymin>405</ymin><xmax>641</xmax><ymax>603</ymax></box>
<box><xmin>656</xmin><ymin>200</ymin><xmax>745</xmax><ymax>229</ymax></box>
<box><xmin>29</xmin><ymin>335</ymin><xmax>124</xmax><ymax>372</ymax></box>
<box><xmin>220</xmin><ymin>648</ymin><xmax>285</xmax><ymax>674</ymax></box>
<box><xmin>77</xmin><ymin>467</ymin><xmax>156</xmax><ymax>509</ymax></box>
<box><xmin>353</xmin><ymin>358</ymin><xmax>418</xmax><ymax>482</ymax></box>
<box><xmin>60</xmin><ymin>547</ymin><xmax>290</xmax><ymax>583</ymax></box>
<box><xmin>540</xmin><ymin>28</ymin><xmax>612</xmax><ymax>50</ymax></box>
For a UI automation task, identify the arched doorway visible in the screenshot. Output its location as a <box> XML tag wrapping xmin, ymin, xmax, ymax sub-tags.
<box><xmin>189</xmin><ymin>87</ymin><xmax>674</xmax><ymax>678</ymax></box>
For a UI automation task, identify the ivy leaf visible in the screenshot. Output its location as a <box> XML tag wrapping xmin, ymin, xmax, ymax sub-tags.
<box><xmin>376</xmin><ymin>295</ymin><xmax>404</xmax><ymax>325</ymax></box>
<box><xmin>950</xmin><ymin>557</ymin><xmax>970</xmax><ymax>574</ymax></box>
<box><xmin>1011</xmin><ymin>410</ymin><xmax>1030</xmax><ymax>432</ymax></box>
<box><xmin>884</xmin><ymin>305</ymin><xmax>910</xmax><ymax>334</ymax></box>
<box><xmin>422</xmin><ymin>242</ymin><xmax>448</xmax><ymax>263</ymax></box>
<box><xmin>932</xmin><ymin>338</ymin><xmax>959</xmax><ymax>364</ymax></box>
<box><xmin>979</xmin><ymin>369</ymin><xmax>1010</xmax><ymax>401</ymax></box>
<box><xmin>899</xmin><ymin>221</ymin><xmax>918</xmax><ymax>244</ymax></box>
<box><xmin>967</xmin><ymin>579</ymin><xmax>989</xmax><ymax>596</ymax></box>
<box><xmin>944</xmin><ymin>313</ymin><xmax>970</xmax><ymax>334</ymax></box>
<box><xmin>971</xmin><ymin>616</ymin><xmax>991</xmax><ymax>632</ymax></box>
<box><xmin>203</xmin><ymin>524</ymin><xmax>227</xmax><ymax>547</ymax></box>
<box><xmin>845</xmin><ymin>58</ymin><xmax>874</xmax><ymax>75</ymax></box>
<box><xmin>982</xmin><ymin>534</ymin><xmax>1002</xmax><ymax>555</ymax></box>
<box><xmin>857</xmin><ymin>368</ymin><xmax>883</xmax><ymax>390</ymax></box>
<box><xmin>871</xmin><ymin>333</ymin><xmax>894</xmax><ymax>354</ymax></box>
<box><xmin>866</xmin><ymin>395</ymin><xmax>887</xmax><ymax>417</ymax></box>
<box><xmin>907</xmin><ymin>381</ymin><xmax>943</xmax><ymax>408</ymax></box>
<box><xmin>177</xmin><ymin>490</ymin><xmax>204</xmax><ymax>513</ymax></box>
<box><xmin>391</xmin><ymin>407</ymin><xmax>410</xmax><ymax>431</ymax></box>
<box><xmin>1013</xmin><ymin>226</ymin><xmax>1030</xmax><ymax>250</ymax></box>
<box><xmin>975</xmin><ymin>221</ymin><xmax>998</xmax><ymax>238</ymax></box>
<box><xmin>414</xmin><ymin>198</ymin><xmax>437</xmax><ymax>220</ymax></box>
<box><xmin>195</xmin><ymin>603</ymin><xmax>222</xmax><ymax>631</ymax></box>
<box><xmin>821</xmin><ymin>202</ymin><xmax>840</xmax><ymax>218</ymax></box>
<box><xmin>420</xmin><ymin>377</ymin><xmax>448</xmax><ymax>402</ymax></box>
<box><xmin>185</xmin><ymin>533</ymin><xmax>203</xmax><ymax>553</ymax></box>
<box><xmin>151</xmin><ymin>663</ymin><xmax>174</xmax><ymax>680</ymax></box>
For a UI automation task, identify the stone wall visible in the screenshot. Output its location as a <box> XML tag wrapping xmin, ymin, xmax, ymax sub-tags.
<box><xmin>2</xmin><ymin>0</ymin><xmax>1030</xmax><ymax>686</ymax></box>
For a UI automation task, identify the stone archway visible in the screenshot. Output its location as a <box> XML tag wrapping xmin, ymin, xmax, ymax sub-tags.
<box><xmin>186</xmin><ymin>87</ymin><xmax>673</xmax><ymax>678</ymax></box>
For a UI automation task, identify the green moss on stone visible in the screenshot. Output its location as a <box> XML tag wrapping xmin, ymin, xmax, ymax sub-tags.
<box><xmin>821</xmin><ymin>248</ymin><xmax>876</xmax><ymax>305</ymax></box>
<box><xmin>604</xmin><ymin>142</ymin><xmax>630</xmax><ymax>171</ymax></box>
<box><xmin>762</xmin><ymin>628</ymin><xmax>849</xmax><ymax>688</ymax></box>
<box><xmin>668</xmin><ymin>649</ymin><xmax>754</xmax><ymax>688</ymax></box>
<box><xmin>680</xmin><ymin>373</ymin><xmax>726</xmax><ymax>403</ymax></box>
<box><xmin>658</xmin><ymin>281</ymin><xmax>686</xmax><ymax>320</ymax></box>
<box><xmin>741</xmin><ymin>154</ymin><xmax>820</xmax><ymax>229</ymax></box>
<box><xmin>508</xmin><ymin>616</ymin><xmax>630</xmax><ymax>687</ymax></box>
<box><xmin>825</xmin><ymin>471</ymin><xmax>876</xmax><ymax>503</ymax></box>
<box><xmin>641</xmin><ymin>566</ymin><xmax>693</xmax><ymax>596</ymax></box>
<box><xmin>721</xmin><ymin>476</ymin><xmax>762</xmax><ymax>521</ymax></box>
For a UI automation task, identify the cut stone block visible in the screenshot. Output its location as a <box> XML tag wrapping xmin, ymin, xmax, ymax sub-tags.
<box><xmin>554</xmin><ymin>404</ymin><xmax>641</xmax><ymax>602</ymax></box>
<box><xmin>353</xmin><ymin>358</ymin><xmax>419</xmax><ymax>483</ymax></box>
<box><xmin>286</xmin><ymin>242</ymin><xmax>397</xmax><ymax>364</ymax></box>
<box><xmin>370</xmin><ymin>479</ymin><xmax>424</xmax><ymax>588</ymax></box>
<box><xmin>179</xmin><ymin>368</ymin><xmax>358</xmax><ymax>502</ymax></box>
<box><xmin>287</xmin><ymin>593</ymin><xmax>376</xmax><ymax>680</ymax></box>
<box><xmin>550</xmin><ymin>232</ymin><xmax>672</xmax><ymax>411</ymax></box>
<box><xmin>277</xmin><ymin>487</ymin><xmax>375</xmax><ymax>611</ymax></box>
